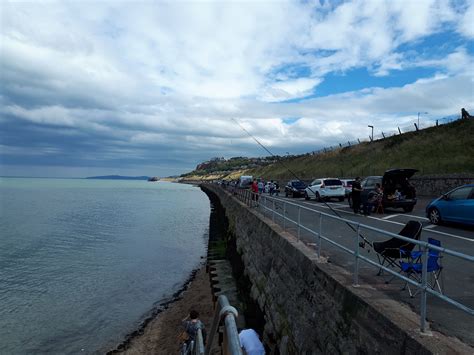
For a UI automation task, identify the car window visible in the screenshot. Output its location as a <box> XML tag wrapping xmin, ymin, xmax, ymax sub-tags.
<box><xmin>323</xmin><ymin>179</ymin><xmax>342</xmax><ymax>186</ymax></box>
<box><xmin>292</xmin><ymin>181</ymin><xmax>306</xmax><ymax>188</ymax></box>
<box><xmin>449</xmin><ymin>187</ymin><xmax>472</xmax><ymax>200</ymax></box>
<box><xmin>365</xmin><ymin>178</ymin><xmax>376</xmax><ymax>188</ymax></box>
<box><xmin>311</xmin><ymin>180</ymin><xmax>320</xmax><ymax>185</ymax></box>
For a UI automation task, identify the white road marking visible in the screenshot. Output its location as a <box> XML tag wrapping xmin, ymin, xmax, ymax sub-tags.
<box><xmin>281</xmin><ymin>198</ymin><xmax>474</xmax><ymax>242</ymax></box>
<box><xmin>397</xmin><ymin>214</ymin><xmax>430</xmax><ymax>221</ymax></box>
<box><xmin>329</xmin><ymin>203</ymin><xmax>347</xmax><ymax>207</ymax></box>
<box><xmin>381</xmin><ymin>214</ymin><xmax>400</xmax><ymax>220</ymax></box>
<box><xmin>424</xmin><ymin>224</ymin><xmax>437</xmax><ymax>229</ymax></box>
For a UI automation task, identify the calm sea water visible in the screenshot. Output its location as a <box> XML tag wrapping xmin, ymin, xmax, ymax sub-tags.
<box><xmin>0</xmin><ymin>178</ymin><xmax>210</xmax><ymax>354</ymax></box>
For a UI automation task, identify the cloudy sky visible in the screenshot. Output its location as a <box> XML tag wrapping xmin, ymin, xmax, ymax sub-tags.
<box><xmin>1</xmin><ymin>0</ymin><xmax>473</xmax><ymax>177</ymax></box>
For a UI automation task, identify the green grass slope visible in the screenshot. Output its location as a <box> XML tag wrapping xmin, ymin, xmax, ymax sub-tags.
<box><xmin>247</xmin><ymin>119</ymin><xmax>474</xmax><ymax>181</ymax></box>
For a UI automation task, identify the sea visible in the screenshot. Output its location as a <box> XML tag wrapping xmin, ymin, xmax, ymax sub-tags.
<box><xmin>0</xmin><ymin>178</ymin><xmax>210</xmax><ymax>354</ymax></box>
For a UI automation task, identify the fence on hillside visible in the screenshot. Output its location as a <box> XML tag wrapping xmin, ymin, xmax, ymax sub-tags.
<box><xmin>308</xmin><ymin>115</ymin><xmax>462</xmax><ymax>157</ymax></box>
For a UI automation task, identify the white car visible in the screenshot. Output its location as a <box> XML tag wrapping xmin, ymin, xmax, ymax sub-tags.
<box><xmin>305</xmin><ymin>178</ymin><xmax>345</xmax><ymax>202</ymax></box>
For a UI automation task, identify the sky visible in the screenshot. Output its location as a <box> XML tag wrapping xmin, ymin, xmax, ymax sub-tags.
<box><xmin>1</xmin><ymin>0</ymin><xmax>473</xmax><ymax>178</ymax></box>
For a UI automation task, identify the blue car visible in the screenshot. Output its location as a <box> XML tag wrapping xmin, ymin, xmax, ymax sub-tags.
<box><xmin>426</xmin><ymin>184</ymin><xmax>474</xmax><ymax>226</ymax></box>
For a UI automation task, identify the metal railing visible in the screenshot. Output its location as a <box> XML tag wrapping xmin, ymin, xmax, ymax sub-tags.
<box><xmin>205</xmin><ymin>295</ymin><xmax>242</xmax><ymax>355</ymax></box>
<box><xmin>226</xmin><ymin>185</ymin><xmax>474</xmax><ymax>333</ymax></box>
<box><xmin>194</xmin><ymin>329</ymin><xmax>205</xmax><ymax>355</ymax></box>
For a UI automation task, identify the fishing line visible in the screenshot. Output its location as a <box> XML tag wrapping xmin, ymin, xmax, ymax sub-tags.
<box><xmin>230</xmin><ymin>117</ymin><xmax>372</xmax><ymax>248</ymax></box>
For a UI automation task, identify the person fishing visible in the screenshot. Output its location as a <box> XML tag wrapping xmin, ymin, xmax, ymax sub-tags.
<box><xmin>351</xmin><ymin>177</ymin><xmax>363</xmax><ymax>214</ymax></box>
<box><xmin>230</xmin><ymin>117</ymin><xmax>372</xmax><ymax>249</ymax></box>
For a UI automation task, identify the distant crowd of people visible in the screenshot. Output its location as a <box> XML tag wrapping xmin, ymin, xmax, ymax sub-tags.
<box><xmin>252</xmin><ymin>178</ymin><xmax>280</xmax><ymax>196</ymax></box>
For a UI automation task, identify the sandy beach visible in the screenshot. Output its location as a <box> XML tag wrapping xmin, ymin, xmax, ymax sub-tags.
<box><xmin>113</xmin><ymin>265</ymin><xmax>215</xmax><ymax>354</ymax></box>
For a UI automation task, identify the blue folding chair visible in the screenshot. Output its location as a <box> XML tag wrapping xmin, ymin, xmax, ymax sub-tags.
<box><xmin>400</xmin><ymin>238</ymin><xmax>443</xmax><ymax>297</ymax></box>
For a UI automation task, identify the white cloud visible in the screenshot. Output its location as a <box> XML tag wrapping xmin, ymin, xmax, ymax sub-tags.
<box><xmin>458</xmin><ymin>1</ymin><xmax>474</xmax><ymax>38</ymax></box>
<box><xmin>259</xmin><ymin>78</ymin><xmax>323</xmax><ymax>102</ymax></box>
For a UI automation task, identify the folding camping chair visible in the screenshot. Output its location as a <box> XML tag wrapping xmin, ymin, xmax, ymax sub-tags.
<box><xmin>372</xmin><ymin>220</ymin><xmax>423</xmax><ymax>277</ymax></box>
<box><xmin>399</xmin><ymin>238</ymin><xmax>443</xmax><ymax>297</ymax></box>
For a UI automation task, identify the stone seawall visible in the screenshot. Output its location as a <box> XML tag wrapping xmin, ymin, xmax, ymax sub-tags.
<box><xmin>201</xmin><ymin>184</ymin><xmax>471</xmax><ymax>354</ymax></box>
<box><xmin>411</xmin><ymin>174</ymin><xmax>473</xmax><ymax>196</ymax></box>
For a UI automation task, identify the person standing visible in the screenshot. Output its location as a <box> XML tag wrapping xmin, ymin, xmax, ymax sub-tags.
<box><xmin>351</xmin><ymin>177</ymin><xmax>362</xmax><ymax>214</ymax></box>
<box><xmin>269</xmin><ymin>180</ymin><xmax>275</xmax><ymax>196</ymax></box>
<box><xmin>182</xmin><ymin>310</ymin><xmax>207</xmax><ymax>347</ymax></box>
<box><xmin>258</xmin><ymin>179</ymin><xmax>264</xmax><ymax>194</ymax></box>
<box><xmin>239</xmin><ymin>328</ymin><xmax>265</xmax><ymax>355</ymax></box>
<box><xmin>251</xmin><ymin>179</ymin><xmax>259</xmax><ymax>203</ymax></box>
<box><xmin>461</xmin><ymin>108</ymin><xmax>472</xmax><ymax>119</ymax></box>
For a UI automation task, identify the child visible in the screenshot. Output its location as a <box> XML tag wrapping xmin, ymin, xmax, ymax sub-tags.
<box><xmin>394</xmin><ymin>189</ymin><xmax>402</xmax><ymax>200</ymax></box>
<box><xmin>182</xmin><ymin>310</ymin><xmax>206</xmax><ymax>346</ymax></box>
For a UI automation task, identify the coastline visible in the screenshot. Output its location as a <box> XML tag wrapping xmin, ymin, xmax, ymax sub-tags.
<box><xmin>108</xmin><ymin>264</ymin><xmax>215</xmax><ymax>354</ymax></box>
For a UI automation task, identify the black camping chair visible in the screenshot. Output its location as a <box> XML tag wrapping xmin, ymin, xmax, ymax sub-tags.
<box><xmin>373</xmin><ymin>220</ymin><xmax>422</xmax><ymax>277</ymax></box>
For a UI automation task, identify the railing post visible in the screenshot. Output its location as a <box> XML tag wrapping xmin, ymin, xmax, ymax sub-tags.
<box><xmin>317</xmin><ymin>213</ymin><xmax>322</xmax><ymax>258</ymax></box>
<box><xmin>272</xmin><ymin>199</ymin><xmax>275</xmax><ymax>222</ymax></box>
<box><xmin>353</xmin><ymin>224</ymin><xmax>360</xmax><ymax>286</ymax></box>
<box><xmin>420</xmin><ymin>244</ymin><xmax>429</xmax><ymax>333</ymax></box>
<box><xmin>297</xmin><ymin>206</ymin><xmax>301</xmax><ymax>241</ymax></box>
<box><xmin>283</xmin><ymin>201</ymin><xmax>286</xmax><ymax>230</ymax></box>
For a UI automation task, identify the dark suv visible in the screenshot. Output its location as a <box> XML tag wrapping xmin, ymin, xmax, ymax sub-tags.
<box><xmin>348</xmin><ymin>169</ymin><xmax>418</xmax><ymax>212</ymax></box>
<box><xmin>285</xmin><ymin>180</ymin><xmax>307</xmax><ymax>197</ymax></box>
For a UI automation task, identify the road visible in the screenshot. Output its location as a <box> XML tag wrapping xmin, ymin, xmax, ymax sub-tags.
<box><xmin>256</xmin><ymin>193</ymin><xmax>474</xmax><ymax>346</ymax></box>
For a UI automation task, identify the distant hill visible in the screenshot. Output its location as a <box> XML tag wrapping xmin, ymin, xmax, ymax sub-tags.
<box><xmin>85</xmin><ymin>175</ymin><xmax>150</xmax><ymax>180</ymax></box>
<box><xmin>181</xmin><ymin>156</ymin><xmax>279</xmax><ymax>178</ymax></box>
<box><xmin>181</xmin><ymin>118</ymin><xmax>474</xmax><ymax>181</ymax></box>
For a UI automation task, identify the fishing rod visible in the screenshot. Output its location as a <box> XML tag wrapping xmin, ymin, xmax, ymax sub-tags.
<box><xmin>230</xmin><ymin>117</ymin><xmax>373</xmax><ymax>249</ymax></box>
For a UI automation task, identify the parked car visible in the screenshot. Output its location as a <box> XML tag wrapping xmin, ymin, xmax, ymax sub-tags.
<box><xmin>285</xmin><ymin>180</ymin><xmax>307</xmax><ymax>197</ymax></box>
<box><xmin>340</xmin><ymin>179</ymin><xmax>355</xmax><ymax>197</ymax></box>
<box><xmin>238</xmin><ymin>175</ymin><xmax>253</xmax><ymax>189</ymax></box>
<box><xmin>347</xmin><ymin>169</ymin><xmax>418</xmax><ymax>212</ymax></box>
<box><xmin>305</xmin><ymin>178</ymin><xmax>345</xmax><ymax>201</ymax></box>
<box><xmin>426</xmin><ymin>184</ymin><xmax>474</xmax><ymax>226</ymax></box>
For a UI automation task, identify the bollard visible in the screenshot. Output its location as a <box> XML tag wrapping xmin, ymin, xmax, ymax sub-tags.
<box><xmin>272</xmin><ymin>199</ymin><xmax>275</xmax><ymax>222</ymax></box>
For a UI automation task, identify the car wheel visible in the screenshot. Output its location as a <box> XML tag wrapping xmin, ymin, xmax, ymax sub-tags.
<box><xmin>304</xmin><ymin>192</ymin><xmax>310</xmax><ymax>200</ymax></box>
<box><xmin>429</xmin><ymin>208</ymin><xmax>442</xmax><ymax>225</ymax></box>
<box><xmin>403</xmin><ymin>206</ymin><xmax>414</xmax><ymax>213</ymax></box>
<box><xmin>338</xmin><ymin>196</ymin><xmax>344</xmax><ymax>202</ymax></box>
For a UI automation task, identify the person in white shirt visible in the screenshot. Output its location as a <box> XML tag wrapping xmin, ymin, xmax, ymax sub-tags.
<box><xmin>238</xmin><ymin>328</ymin><xmax>265</xmax><ymax>355</ymax></box>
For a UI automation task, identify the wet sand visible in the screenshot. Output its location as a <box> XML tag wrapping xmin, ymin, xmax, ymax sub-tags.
<box><xmin>112</xmin><ymin>265</ymin><xmax>215</xmax><ymax>354</ymax></box>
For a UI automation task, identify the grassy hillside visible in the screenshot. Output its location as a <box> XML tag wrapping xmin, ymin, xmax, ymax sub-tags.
<box><xmin>182</xmin><ymin>119</ymin><xmax>474</xmax><ymax>181</ymax></box>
